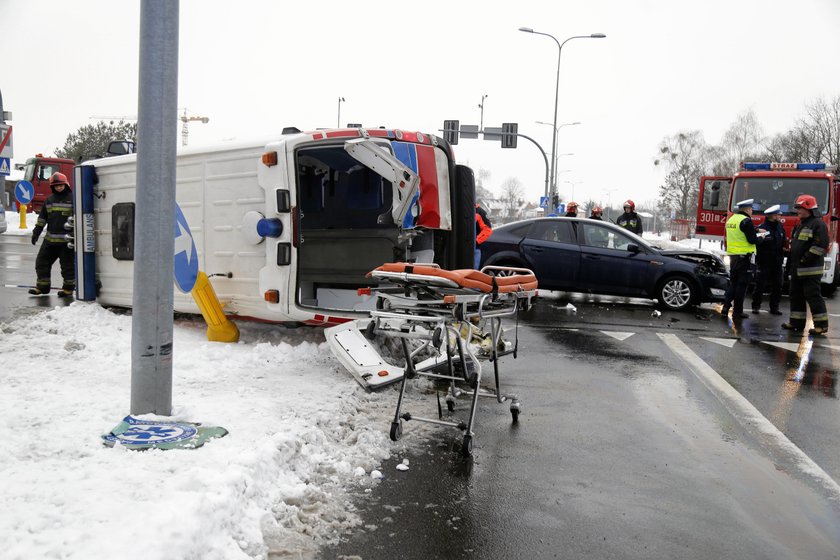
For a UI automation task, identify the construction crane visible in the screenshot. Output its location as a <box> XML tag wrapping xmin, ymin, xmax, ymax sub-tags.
<box><xmin>89</xmin><ymin>108</ymin><xmax>210</xmax><ymax>146</ymax></box>
<box><xmin>180</xmin><ymin>108</ymin><xmax>209</xmax><ymax>146</ymax></box>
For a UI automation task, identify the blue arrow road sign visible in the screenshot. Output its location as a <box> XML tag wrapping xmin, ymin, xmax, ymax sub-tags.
<box><xmin>173</xmin><ymin>203</ymin><xmax>199</xmax><ymax>293</ymax></box>
<box><xmin>15</xmin><ymin>180</ymin><xmax>34</xmax><ymax>204</ymax></box>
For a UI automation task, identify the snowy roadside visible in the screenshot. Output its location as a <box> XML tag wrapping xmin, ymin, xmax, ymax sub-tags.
<box><xmin>0</xmin><ymin>303</ymin><xmax>418</xmax><ymax>560</ymax></box>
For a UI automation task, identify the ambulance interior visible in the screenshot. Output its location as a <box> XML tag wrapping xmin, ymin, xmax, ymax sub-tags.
<box><xmin>295</xmin><ymin>143</ymin><xmax>407</xmax><ymax>312</ymax></box>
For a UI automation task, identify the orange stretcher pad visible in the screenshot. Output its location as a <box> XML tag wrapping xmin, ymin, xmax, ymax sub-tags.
<box><xmin>369</xmin><ymin>263</ymin><xmax>538</xmax><ymax>294</ymax></box>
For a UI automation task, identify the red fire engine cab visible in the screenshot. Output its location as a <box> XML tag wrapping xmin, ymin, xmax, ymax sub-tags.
<box><xmin>695</xmin><ymin>162</ymin><xmax>840</xmax><ymax>295</ymax></box>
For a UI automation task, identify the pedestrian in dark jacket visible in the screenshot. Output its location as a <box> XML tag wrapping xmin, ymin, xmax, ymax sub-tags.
<box><xmin>751</xmin><ymin>205</ymin><xmax>786</xmax><ymax>315</ymax></box>
<box><xmin>616</xmin><ymin>199</ymin><xmax>643</xmax><ymax>235</ymax></box>
<box><xmin>30</xmin><ymin>172</ymin><xmax>74</xmax><ymax>296</ymax></box>
<box><xmin>782</xmin><ymin>195</ymin><xmax>829</xmax><ymax>336</ymax></box>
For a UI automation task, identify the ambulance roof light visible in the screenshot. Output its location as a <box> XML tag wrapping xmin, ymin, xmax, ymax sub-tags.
<box><xmin>740</xmin><ymin>162</ymin><xmax>827</xmax><ymax>171</ymax></box>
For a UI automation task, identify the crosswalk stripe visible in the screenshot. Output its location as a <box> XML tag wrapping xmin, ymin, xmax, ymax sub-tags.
<box><xmin>600</xmin><ymin>331</ymin><xmax>635</xmax><ymax>341</ymax></box>
<box><xmin>761</xmin><ymin>341</ymin><xmax>804</xmax><ymax>352</ymax></box>
<box><xmin>699</xmin><ymin>337</ymin><xmax>738</xmax><ymax>348</ymax></box>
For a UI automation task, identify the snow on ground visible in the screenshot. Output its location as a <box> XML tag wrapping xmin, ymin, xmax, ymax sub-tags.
<box><xmin>0</xmin><ymin>301</ymin><xmax>430</xmax><ymax>560</ymax></box>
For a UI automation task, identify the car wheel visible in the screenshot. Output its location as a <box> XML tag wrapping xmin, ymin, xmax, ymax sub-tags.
<box><xmin>657</xmin><ymin>276</ymin><xmax>695</xmax><ymax>311</ymax></box>
<box><xmin>487</xmin><ymin>260</ymin><xmax>524</xmax><ymax>276</ymax></box>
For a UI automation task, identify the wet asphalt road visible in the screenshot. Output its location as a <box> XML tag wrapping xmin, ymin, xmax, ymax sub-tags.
<box><xmin>320</xmin><ymin>295</ymin><xmax>840</xmax><ymax>560</ymax></box>
<box><xmin>3</xmin><ymin>234</ymin><xmax>840</xmax><ymax>559</ymax></box>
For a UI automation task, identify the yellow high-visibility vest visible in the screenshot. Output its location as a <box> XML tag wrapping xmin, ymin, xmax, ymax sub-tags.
<box><xmin>725</xmin><ymin>213</ymin><xmax>756</xmax><ymax>255</ymax></box>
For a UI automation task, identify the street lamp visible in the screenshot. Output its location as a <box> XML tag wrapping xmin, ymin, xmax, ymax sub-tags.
<box><xmin>564</xmin><ymin>180</ymin><xmax>584</xmax><ymax>200</ymax></box>
<box><xmin>478</xmin><ymin>94</ymin><xmax>489</xmax><ymax>132</ymax></box>
<box><xmin>337</xmin><ymin>96</ymin><xmax>345</xmax><ymax>128</ymax></box>
<box><xmin>519</xmin><ymin>27</ymin><xmax>605</xmax><ymax>205</ymax></box>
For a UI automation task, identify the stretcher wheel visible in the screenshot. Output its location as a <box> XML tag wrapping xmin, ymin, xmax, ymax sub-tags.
<box><xmin>461</xmin><ymin>434</ymin><xmax>473</xmax><ymax>457</ymax></box>
<box><xmin>511</xmin><ymin>400</ymin><xmax>521</xmax><ymax>423</ymax></box>
<box><xmin>390</xmin><ymin>421</ymin><xmax>402</xmax><ymax>442</ymax></box>
<box><xmin>432</xmin><ymin>326</ymin><xmax>444</xmax><ymax>348</ymax></box>
<box><xmin>446</xmin><ymin>399</ymin><xmax>455</xmax><ymax>412</ymax></box>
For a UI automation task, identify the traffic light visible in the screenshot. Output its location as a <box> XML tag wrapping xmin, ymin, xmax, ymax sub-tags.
<box><xmin>443</xmin><ymin>120</ymin><xmax>459</xmax><ymax>145</ymax></box>
<box><xmin>502</xmin><ymin>123</ymin><xmax>518</xmax><ymax>149</ymax></box>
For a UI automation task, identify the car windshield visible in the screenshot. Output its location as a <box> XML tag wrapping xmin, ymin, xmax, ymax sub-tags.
<box><xmin>730</xmin><ymin>177</ymin><xmax>829</xmax><ymax>214</ymax></box>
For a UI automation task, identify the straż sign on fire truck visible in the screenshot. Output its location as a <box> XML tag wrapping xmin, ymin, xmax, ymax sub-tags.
<box><xmin>694</xmin><ymin>162</ymin><xmax>840</xmax><ymax>296</ymax></box>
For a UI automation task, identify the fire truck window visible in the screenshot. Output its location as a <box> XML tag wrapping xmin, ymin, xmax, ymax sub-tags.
<box><xmin>112</xmin><ymin>202</ymin><xmax>135</xmax><ymax>261</ymax></box>
<box><xmin>38</xmin><ymin>164</ymin><xmax>59</xmax><ymax>181</ymax></box>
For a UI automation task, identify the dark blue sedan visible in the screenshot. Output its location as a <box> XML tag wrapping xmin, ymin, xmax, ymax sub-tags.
<box><xmin>479</xmin><ymin>217</ymin><xmax>729</xmax><ymax>311</ymax></box>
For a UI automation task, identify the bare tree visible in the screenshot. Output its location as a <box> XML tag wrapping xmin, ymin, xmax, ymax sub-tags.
<box><xmin>717</xmin><ymin>109</ymin><xmax>766</xmax><ymax>173</ymax></box>
<box><xmin>654</xmin><ymin>130</ymin><xmax>710</xmax><ymax>219</ymax></box>
<box><xmin>500</xmin><ymin>177</ymin><xmax>523</xmax><ymax>220</ymax></box>
<box><xmin>475</xmin><ymin>168</ymin><xmax>494</xmax><ymax>203</ymax></box>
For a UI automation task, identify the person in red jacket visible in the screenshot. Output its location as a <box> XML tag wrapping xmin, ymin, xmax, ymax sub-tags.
<box><xmin>475</xmin><ymin>203</ymin><xmax>493</xmax><ymax>269</ymax></box>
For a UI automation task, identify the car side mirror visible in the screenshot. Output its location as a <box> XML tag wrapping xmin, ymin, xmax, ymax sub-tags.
<box><xmin>709</xmin><ymin>187</ymin><xmax>720</xmax><ymax>207</ymax></box>
<box><xmin>831</xmin><ymin>215</ymin><xmax>839</xmax><ymax>222</ymax></box>
<box><xmin>627</xmin><ymin>243</ymin><xmax>640</xmax><ymax>253</ymax></box>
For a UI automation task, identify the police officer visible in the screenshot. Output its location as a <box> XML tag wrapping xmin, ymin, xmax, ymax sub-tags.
<box><xmin>722</xmin><ymin>198</ymin><xmax>758</xmax><ymax>319</ymax></box>
<box><xmin>564</xmin><ymin>201</ymin><xmax>579</xmax><ymax>217</ymax></box>
<box><xmin>616</xmin><ymin>199</ymin><xmax>643</xmax><ymax>235</ymax></box>
<box><xmin>589</xmin><ymin>206</ymin><xmax>603</xmax><ymax>220</ymax></box>
<box><xmin>783</xmin><ymin>195</ymin><xmax>829</xmax><ymax>336</ymax></box>
<box><xmin>475</xmin><ymin>203</ymin><xmax>493</xmax><ymax>269</ymax></box>
<box><xmin>30</xmin><ymin>172</ymin><xmax>75</xmax><ymax>296</ymax></box>
<box><xmin>751</xmin><ymin>204</ymin><xmax>786</xmax><ymax>315</ymax></box>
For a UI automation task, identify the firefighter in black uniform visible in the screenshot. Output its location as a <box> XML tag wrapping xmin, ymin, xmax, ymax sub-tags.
<box><xmin>751</xmin><ymin>204</ymin><xmax>786</xmax><ymax>315</ymax></box>
<box><xmin>616</xmin><ymin>199</ymin><xmax>643</xmax><ymax>235</ymax></box>
<box><xmin>564</xmin><ymin>201</ymin><xmax>579</xmax><ymax>217</ymax></box>
<box><xmin>29</xmin><ymin>172</ymin><xmax>75</xmax><ymax>296</ymax></box>
<box><xmin>589</xmin><ymin>206</ymin><xmax>603</xmax><ymax>220</ymax></box>
<box><xmin>783</xmin><ymin>194</ymin><xmax>829</xmax><ymax>335</ymax></box>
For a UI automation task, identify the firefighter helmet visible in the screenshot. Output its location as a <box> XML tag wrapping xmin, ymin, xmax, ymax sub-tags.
<box><xmin>794</xmin><ymin>195</ymin><xmax>817</xmax><ymax>210</ymax></box>
<box><xmin>623</xmin><ymin>199</ymin><xmax>635</xmax><ymax>211</ymax></box>
<box><xmin>567</xmin><ymin>201</ymin><xmax>578</xmax><ymax>211</ymax></box>
<box><xmin>592</xmin><ymin>206</ymin><xmax>602</xmax><ymax>214</ymax></box>
<box><xmin>50</xmin><ymin>172</ymin><xmax>70</xmax><ymax>188</ymax></box>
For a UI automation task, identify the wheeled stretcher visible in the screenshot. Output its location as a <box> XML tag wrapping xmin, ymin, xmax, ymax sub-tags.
<box><xmin>325</xmin><ymin>263</ymin><xmax>537</xmax><ymax>456</ymax></box>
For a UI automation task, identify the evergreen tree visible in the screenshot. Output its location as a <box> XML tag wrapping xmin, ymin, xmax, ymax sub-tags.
<box><xmin>55</xmin><ymin>120</ymin><xmax>138</xmax><ymax>162</ymax></box>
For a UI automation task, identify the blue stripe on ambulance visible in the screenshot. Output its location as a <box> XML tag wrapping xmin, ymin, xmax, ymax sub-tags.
<box><xmin>74</xmin><ymin>165</ymin><xmax>97</xmax><ymax>301</ymax></box>
<box><xmin>392</xmin><ymin>141</ymin><xmax>420</xmax><ymax>229</ymax></box>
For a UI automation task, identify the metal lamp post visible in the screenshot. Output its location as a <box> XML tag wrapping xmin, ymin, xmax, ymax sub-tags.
<box><xmin>337</xmin><ymin>96</ymin><xmax>345</xmax><ymax>128</ymax></box>
<box><xmin>478</xmin><ymin>94</ymin><xmax>489</xmax><ymax>132</ymax></box>
<box><xmin>519</xmin><ymin>28</ymin><xmax>605</xmax><ymax>206</ymax></box>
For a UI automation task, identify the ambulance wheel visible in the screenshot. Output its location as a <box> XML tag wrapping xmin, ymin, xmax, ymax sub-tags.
<box><xmin>364</xmin><ymin>320</ymin><xmax>376</xmax><ymax>340</ymax></box>
<box><xmin>461</xmin><ymin>434</ymin><xmax>473</xmax><ymax>457</ymax></box>
<box><xmin>389</xmin><ymin>422</ymin><xmax>402</xmax><ymax>442</ymax></box>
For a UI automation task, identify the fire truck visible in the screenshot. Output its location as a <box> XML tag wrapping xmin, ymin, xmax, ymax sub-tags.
<box><xmin>695</xmin><ymin>162</ymin><xmax>840</xmax><ymax>295</ymax></box>
<box><xmin>72</xmin><ymin>127</ymin><xmax>477</xmax><ymax>326</ymax></box>
<box><xmin>20</xmin><ymin>155</ymin><xmax>75</xmax><ymax>212</ymax></box>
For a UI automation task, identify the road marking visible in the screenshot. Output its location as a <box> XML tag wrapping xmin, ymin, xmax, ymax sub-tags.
<box><xmin>658</xmin><ymin>332</ymin><xmax>840</xmax><ymax>501</ymax></box>
<box><xmin>761</xmin><ymin>341</ymin><xmax>804</xmax><ymax>352</ymax></box>
<box><xmin>699</xmin><ymin>336</ymin><xmax>738</xmax><ymax>348</ymax></box>
<box><xmin>600</xmin><ymin>331</ymin><xmax>634</xmax><ymax>341</ymax></box>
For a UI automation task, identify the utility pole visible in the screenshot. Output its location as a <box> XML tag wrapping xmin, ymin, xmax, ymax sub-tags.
<box><xmin>478</xmin><ymin>94</ymin><xmax>488</xmax><ymax>132</ymax></box>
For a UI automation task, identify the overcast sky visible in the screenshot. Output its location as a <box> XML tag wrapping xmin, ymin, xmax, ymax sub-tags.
<box><xmin>3</xmin><ymin>0</ymin><xmax>840</xmax><ymax>208</ymax></box>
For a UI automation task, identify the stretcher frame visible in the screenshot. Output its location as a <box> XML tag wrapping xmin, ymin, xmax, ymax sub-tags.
<box><xmin>360</xmin><ymin>263</ymin><xmax>538</xmax><ymax>456</ymax></box>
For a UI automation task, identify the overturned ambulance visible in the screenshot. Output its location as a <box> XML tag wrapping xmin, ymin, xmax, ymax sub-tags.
<box><xmin>72</xmin><ymin>127</ymin><xmax>477</xmax><ymax>326</ymax></box>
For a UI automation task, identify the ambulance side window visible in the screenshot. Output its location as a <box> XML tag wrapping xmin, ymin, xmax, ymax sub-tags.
<box><xmin>112</xmin><ymin>202</ymin><xmax>135</xmax><ymax>260</ymax></box>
